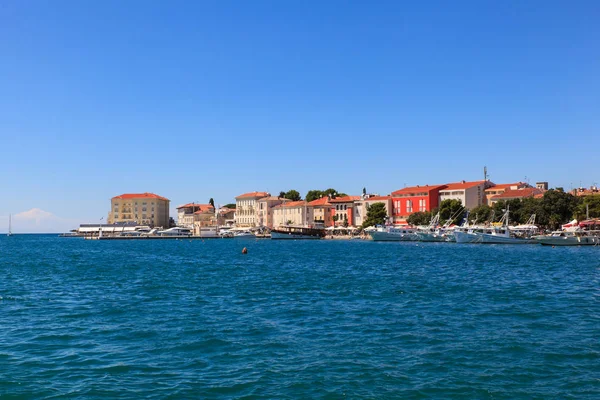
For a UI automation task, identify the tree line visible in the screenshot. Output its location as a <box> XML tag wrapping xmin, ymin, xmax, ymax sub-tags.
<box><xmin>362</xmin><ymin>188</ymin><xmax>600</xmax><ymax>229</ymax></box>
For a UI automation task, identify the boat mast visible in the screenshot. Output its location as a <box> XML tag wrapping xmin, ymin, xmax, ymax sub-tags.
<box><xmin>8</xmin><ymin>214</ymin><xmax>11</xmax><ymax>236</ymax></box>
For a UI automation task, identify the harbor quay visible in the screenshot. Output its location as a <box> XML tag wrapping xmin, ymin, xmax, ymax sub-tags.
<box><xmin>61</xmin><ymin>177</ymin><xmax>600</xmax><ymax>245</ymax></box>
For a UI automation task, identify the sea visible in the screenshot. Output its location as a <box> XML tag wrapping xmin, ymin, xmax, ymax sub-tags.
<box><xmin>0</xmin><ymin>235</ymin><xmax>598</xmax><ymax>399</ymax></box>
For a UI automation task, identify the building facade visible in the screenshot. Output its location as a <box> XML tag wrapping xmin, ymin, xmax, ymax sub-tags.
<box><xmin>256</xmin><ymin>196</ymin><xmax>289</xmax><ymax>228</ymax></box>
<box><xmin>272</xmin><ymin>201</ymin><xmax>314</xmax><ymax>227</ymax></box>
<box><xmin>108</xmin><ymin>192</ymin><xmax>170</xmax><ymax>228</ymax></box>
<box><xmin>329</xmin><ymin>196</ymin><xmax>361</xmax><ymax>226</ymax></box>
<box><xmin>391</xmin><ymin>185</ymin><xmax>446</xmax><ymax>225</ymax></box>
<box><xmin>234</xmin><ymin>191</ymin><xmax>269</xmax><ymax>227</ymax></box>
<box><xmin>177</xmin><ymin>203</ymin><xmax>214</xmax><ymax>228</ymax></box>
<box><xmin>489</xmin><ymin>188</ymin><xmax>543</xmax><ymax>205</ymax></box>
<box><xmin>484</xmin><ymin>182</ymin><xmax>530</xmax><ymax>205</ymax></box>
<box><xmin>308</xmin><ymin>196</ymin><xmax>335</xmax><ymax>227</ymax></box>
<box><xmin>438</xmin><ymin>180</ymin><xmax>490</xmax><ymax>209</ymax></box>
<box><xmin>354</xmin><ymin>196</ymin><xmax>393</xmax><ymax>226</ymax></box>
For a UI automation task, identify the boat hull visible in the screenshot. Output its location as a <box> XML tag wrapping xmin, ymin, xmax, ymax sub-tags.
<box><xmin>454</xmin><ymin>231</ymin><xmax>536</xmax><ymax>244</ymax></box>
<box><xmin>369</xmin><ymin>231</ymin><xmax>418</xmax><ymax>241</ymax></box>
<box><xmin>415</xmin><ymin>232</ymin><xmax>448</xmax><ymax>242</ymax></box>
<box><xmin>271</xmin><ymin>231</ymin><xmax>321</xmax><ymax>240</ymax></box>
<box><xmin>536</xmin><ymin>236</ymin><xmax>599</xmax><ymax>246</ymax></box>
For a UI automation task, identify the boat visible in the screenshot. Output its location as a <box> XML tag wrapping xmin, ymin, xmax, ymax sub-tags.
<box><xmin>7</xmin><ymin>214</ymin><xmax>12</xmax><ymax>236</ymax></box>
<box><xmin>233</xmin><ymin>230</ymin><xmax>256</xmax><ymax>239</ymax></box>
<box><xmin>368</xmin><ymin>225</ymin><xmax>418</xmax><ymax>241</ymax></box>
<box><xmin>534</xmin><ymin>230</ymin><xmax>600</xmax><ymax>246</ymax></box>
<box><xmin>415</xmin><ymin>212</ymin><xmax>458</xmax><ymax>242</ymax></box>
<box><xmin>156</xmin><ymin>227</ymin><xmax>193</xmax><ymax>237</ymax></box>
<box><xmin>271</xmin><ymin>226</ymin><xmax>325</xmax><ymax>240</ymax></box>
<box><xmin>454</xmin><ymin>209</ymin><xmax>538</xmax><ymax>244</ymax></box>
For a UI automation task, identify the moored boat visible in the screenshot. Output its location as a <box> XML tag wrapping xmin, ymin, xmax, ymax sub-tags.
<box><xmin>368</xmin><ymin>226</ymin><xmax>418</xmax><ymax>241</ymax></box>
<box><xmin>271</xmin><ymin>226</ymin><xmax>325</xmax><ymax>240</ymax></box>
<box><xmin>535</xmin><ymin>230</ymin><xmax>600</xmax><ymax>246</ymax></box>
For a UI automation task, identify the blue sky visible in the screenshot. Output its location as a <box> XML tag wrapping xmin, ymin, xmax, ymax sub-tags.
<box><xmin>1</xmin><ymin>1</ymin><xmax>599</xmax><ymax>232</ymax></box>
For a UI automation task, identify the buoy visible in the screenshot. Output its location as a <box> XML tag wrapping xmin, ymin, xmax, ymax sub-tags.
<box><xmin>242</xmin><ymin>247</ymin><xmax>248</xmax><ymax>254</ymax></box>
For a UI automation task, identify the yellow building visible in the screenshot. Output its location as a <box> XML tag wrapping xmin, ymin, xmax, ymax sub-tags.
<box><xmin>108</xmin><ymin>192</ymin><xmax>170</xmax><ymax>228</ymax></box>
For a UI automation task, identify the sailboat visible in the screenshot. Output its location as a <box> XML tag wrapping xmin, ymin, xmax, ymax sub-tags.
<box><xmin>7</xmin><ymin>214</ymin><xmax>13</xmax><ymax>236</ymax></box>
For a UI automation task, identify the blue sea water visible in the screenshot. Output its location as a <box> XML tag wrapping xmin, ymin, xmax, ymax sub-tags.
<box><xmin>0</xmin><ymin>235</ymin><xmax>598</xmax><ymax>399</ymax></box>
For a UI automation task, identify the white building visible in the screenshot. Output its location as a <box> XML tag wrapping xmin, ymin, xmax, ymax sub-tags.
<box><xmin>234</xmin><ymin>191</ymin><xmax>269</xmax><ymax>227</ymax></box>
<box><xmin>272</xmin><ymin>201</ymin><xmax>314</xmax><ymax>227</ymax></box>
<box><xmin>438</xmin><ymin>180</ymin><xmax>490</xmax><ymax>209</ymax></box>
<box><xmin>354</xmin><ymin>196</ymin><xmax>393</xmax><ymax>226</ymax></box>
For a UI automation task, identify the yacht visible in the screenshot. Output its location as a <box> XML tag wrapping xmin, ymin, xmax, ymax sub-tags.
<box><xmin>368</xmin><ymin>225</ymin><xmax>418</xmax><ymax>241</ymax></box>
<box><xmin>233</xmin><ymin>230</ymin><xmax>256</xmax><ymax>239</ymax></box>
<box><xmin>156</xmin><ymin>227</ymin><xmax>193</xmax><ymax>237</ymax></box>
<box><xmin>7</xmin><ymin>214</ymin><xmax>12</xmax><ymax>237</ymax></box>
<box><xmin>271</xmin><ymin>226</ymin><xmax>325</xmax><ymax>240</ymax></box>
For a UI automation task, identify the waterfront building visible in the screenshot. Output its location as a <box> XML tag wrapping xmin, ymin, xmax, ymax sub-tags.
<box><xmin>354</xmin><ymin>195</ymin><xmax>393</xmax><ymax>227</ymax></box>
<box><xmin>391</xmin><ymin>185</ymin><xmax>446</xmax><ymax>225</ymax></box>
<box><xmin>256</xmin><ymin>196</ymin><xmax>289</xmax><ymax>228</ymax></box>
<box><xmin>571</xmin><ymin>186</ymin><xmax>600</xmax><ymax>197</ymax></box>
<box><xmin>217</xmin><ymin>207</ymin><xmax>236</xmax><ymax>226</ymax></box>
<box><xmin>308</xmin><ymin>196</ymin><xmax>335</xmax><ymax>227</ymax></box>
<box><xmin>272</xmin><ymin>201</ymin><xmax>314</xmax><ymax>227</ymax></box>
<box><xmin>489</xmin><ymin>188</ymin><xmax>543</xmax><ymax>205</ymax></box>
<box><xmin>329</xmin><ymin>196</ymin><xmax>361</xmax><ymax>226</ymax></box>
<box><xmin>176</xmin><ymin>203</ymin><xmax>214</xmax><ymax>228</ymax></box>
<box><xmin>439</xmin><ymin>180</ymin><xmax>491</xmax><ymax>209</ymax></box>
<box><xmin>484</xmin><ymin>182</ymin><xmax>530</xmax><ymax>205</ymax></box>
<box><xmin>108</xmin><ymin>192</ymin><xmax>170</xmax><ymax>228</ymax></box>
<box><xmin>234</xmin><ymin>191</ymin><xmax>269</xmax><ymax>227</ymax></box>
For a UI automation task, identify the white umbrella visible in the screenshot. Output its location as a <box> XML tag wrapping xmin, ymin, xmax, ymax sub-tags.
<box><xmin>326</xmin><ymin>226</ymin><xmax>335</xmax><ymax>231</ymax></box>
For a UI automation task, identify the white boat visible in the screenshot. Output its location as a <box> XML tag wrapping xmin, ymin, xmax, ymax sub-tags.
<box><xmin>368</xmin><ymin>225</ymin><xmax>418</xmax><ymax>241</ymax></box>
<box><xmin>454</xmin><ymin>210</ymin><xmax>538</xmax><ymax>244</ymax></box>
<box><xmin>197</xmin><ymin>226</ymin><xmax>219</xmax><ymax>238</ymax></box>
<box><xmin>156</xmin><ymin>227</ymin><xmax>193</xmax><ymax>237</ymax></box>
<box><xmin>535</xmin><ymin>230</ymin><xmax>600</xmax><ymax>246</ymax></box>
<box><xmin>415</xmin><ymin>212</ymin><xmax>457</xmax><ymax>242</ymax></box>
<box><xmin>271</xmin><ymin>226</ymin><xmax>325</xmax><ymax>240</ymax></box>
<box><xmin>233</xmin><ymin>231</ymin><xmax>256</xmax><ymax>239</ymax></box>
<box><xmin>7</xmin><ymin>214</ymin><xmax>12</xmax><ymax>236</ymax></box>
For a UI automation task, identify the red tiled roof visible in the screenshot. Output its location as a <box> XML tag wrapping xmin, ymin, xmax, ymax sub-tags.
<box><xmin>235</xmin><ymin>191</ymin><xmax>269</xmax><ymax>199</ymax></box>
<box><xmin>308</xmin><ymin>197</ymin><xmax>333</xmax><ymax>206</ymax></box>
<box><xmin>112</xmin><ymin>192</ymin><xmax>169</xmax><ymax>201</ymax></box>
<box><xmin>194</xmin><ymin>205</ymin><xmax>215</xmax><ymax>214</ymax></box>
<box><xmin>273</xmin><ymin>200</ymin><xmax>307</xmax><ymax>209</ymax></box>
<box><xmin>176</xmin><ymin>203</ymin><xmax>215</xmax><ymax>210</ymax></box>
<box><xmin>491</xmin><ymin>188</ymin><xmax>542</xmax><ymax>200</ymax></box>
<box><xmin>485</xmin><ymin>182</ymin><xmax>524</xmax><ymax>192</ymax></box>
<box><xmin>441</xmin><ymin>180</ymin><xmax>486</xmax><ymax>191</ymax></box>
<box><xmin>328</xmin><ymin>196</ymin><xmax>361</xmax><ymax>203</ymax></box>
<box><xmin>391</xmin><ymin>185</ymin><xmax>447</xmax><ymax>196</ymax></box>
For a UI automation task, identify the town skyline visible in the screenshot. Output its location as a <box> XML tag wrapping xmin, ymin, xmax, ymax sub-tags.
<box><xmin>2</xmin><ymin>1</ymin><xmax>599</xmax><ymax>232</ymax></box>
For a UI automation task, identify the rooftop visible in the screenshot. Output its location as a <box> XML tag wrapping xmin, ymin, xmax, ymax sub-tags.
<box><xmin>363</xmin><ymin>195</ymin><xmax>392</xmax><ymax>201</ymax></box>
<box><xmin>391</xmin><ymin>184</ymin><xmax>447</xmax><ymax>196</ymax></box>
<box><xmin>485</xmin><ymin>182</ymin><xmax>526</xmax><ymax>192</ymax></box>
<box><xmin>176</xmin><ymin>203</ymin><xmax>214</xmax><ymax>210</ymax></box>
<box><xmin>308</xmin><ymin>197</ymin><xmax>332</xmax><ymax>206</ymax></box>
<box><xmin>329</xmin><ymin>196</ymin><xmax>361</xmax><ymax>203</ymax></box>
<box><xmin>440</xmin><ymin>180</ymin><xmax>486</xmax><ymax>191</ymax></box>
<box><xmin>273</xmin><ymin>200</ymin><xmax>307</xmax><ymax>209</ymax></box>
<box><xmin>112</xmin><ymin>192</ymin><xmax>169</xmax><ymax>201</ymax></box>
<box><xmin>490</xmin><ymin>188</ymin><xmax>542</xmax><ymax>200</ymax></box>
<box><xmin>236</xmin><ymin>191</ymin><xmax>270</xmax><ymax>199</ymax></box>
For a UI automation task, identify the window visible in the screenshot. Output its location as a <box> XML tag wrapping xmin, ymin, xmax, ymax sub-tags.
<box><xmin>419</xmin><ymin>199</ymin><xmax>426</xmax><ymax>212</ymax></box>
<box><xmin>406</xmin><ymin>200</ymin><xmax>413</xmax><ymax>213</ymax></box>
<box><xmin>344</xmin><ymin>205</ymin><xmax>347</xmax><ymax>210</ymax></box>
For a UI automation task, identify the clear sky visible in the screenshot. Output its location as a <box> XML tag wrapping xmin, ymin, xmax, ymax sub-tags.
<box><xmin>1</xmin><ymin>0</ymin><xmax>599</xmax><ymax>232</ymax></box>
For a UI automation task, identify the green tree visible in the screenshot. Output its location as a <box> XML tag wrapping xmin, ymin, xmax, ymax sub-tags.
<box><xmin>362</xmin><ymin>187</ymin><xmax>367</xmax><ymax>195</ymax></box>
<box><xmin>574</xmin><ymin>195</ymin><xmax>600</xmax><ymax>220</ymax></box>
<box><xmin>279</xmin><ymin>191</ymin><xmax>286</xmax><ymax>198</ymax></box>
<box><xmin>223</xmin><ymin>203</ymin><xmax>236</xmax><ymax>209</ymax></box>
<box><xmin>209</xmin><ymin>198</ymin><xmax>215</xmax><ymax>207</ymax></box>
<box><xmin>468</xmin><ymin>204</ymin><xmax>492</xmax><ymax>224</ymax></box>
<box><xmin>437</xmin><ymin>199</ymin><xmax>464</xmax><ymax>225</ymax></box>
<box><xmin>284</xmin><ymin>190</ymin><xmax>302</xmax><ymax>201</ymax></box>
<box><xmin>305</xmin><ymin>190</ymin><xmax>324</xmax><ymax>202</ymax></box>
<box><xmin>323</xmin><ymin>188</ymin><xmax>339</xmax><ymax>198</ymax></box>
<box><xmin>406</xmin><ymin>211</ymin><xmax>432</xmax><ymax>226</ymax></box>
<box><xmin>539</xmin><ymin>189</ymin><xmax>580</xmax><ymax>228</ymax></box>
<box><xmin>362</xmin><ymin>202</ymin><xmax>388</xmax><ymax>227</ymax></box>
